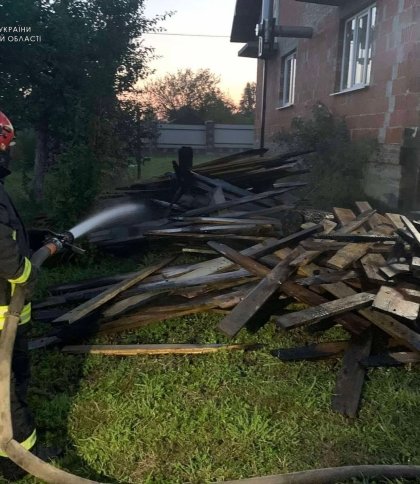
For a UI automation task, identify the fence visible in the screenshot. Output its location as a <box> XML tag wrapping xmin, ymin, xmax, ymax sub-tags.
<box><xmin>155</xmin><ymin>121</ymin><xmax>255</xmax><ymax>151</ymax></box>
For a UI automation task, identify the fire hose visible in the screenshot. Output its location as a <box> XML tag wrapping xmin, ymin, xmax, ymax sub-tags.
<box><xmin>1</xmin><ymin>236</ymin><xmax>420</xmax><ymax>483</ymax></box>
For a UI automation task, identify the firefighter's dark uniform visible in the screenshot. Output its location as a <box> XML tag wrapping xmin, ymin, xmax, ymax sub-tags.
<box><xmin>0</xmin><ymin>165</ymin><xmax>37</xmax><ymax>478</ymax></box>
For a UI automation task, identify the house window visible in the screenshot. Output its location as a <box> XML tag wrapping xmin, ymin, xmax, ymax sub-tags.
<box><xmin>341</xmin><ymin>4</ymin><xmax>376</xmax><ymax>90</ymax></box>
<box><xmin>281</xmin><ymin>51</ymin><xmax>296</xmax><ymax>106</ymax></box>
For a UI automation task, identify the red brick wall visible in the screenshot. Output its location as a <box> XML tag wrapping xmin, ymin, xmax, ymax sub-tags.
<box><xmin>255</xmin><ymin>0</ymin><xmax>420</xmax><ymax>147</ymax></box>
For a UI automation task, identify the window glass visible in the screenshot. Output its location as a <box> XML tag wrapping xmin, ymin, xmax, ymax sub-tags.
<box><xmin>281</xmin><ymin>52</ymin><xmax>296</xmax><ymax>105</ymax></box>
<box><xmin>366</xmin><ymin>6</ymin><xmax>376</xmax><ymax>84</ymax></box>
<box><xmin>342</xmin><ymin>18</ymin><xmax>356</xmax><ymax>89</ymax></box>
<box><xmin>341</xmin><ymin>4</ymin><xmax>376</xmax><ymax>90</ymax></box>
<box><xmin>354</xmin><ymin>12</ymin><xmax>368</xmax><ymax>85</ymax></box>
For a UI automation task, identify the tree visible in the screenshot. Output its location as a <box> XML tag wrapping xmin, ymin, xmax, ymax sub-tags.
<box><xmin>142</xmin><ymin>68</ymin><xmax>237</xmax><ymax>123</ymax></box>
<box><xmin>238</xmin><ymin>82</ymin><xmax>257</xmax><ymax>120</ymax></box>
<box><xmin>0</xmin><ymin>0</ymin><xmax>166</xmax><ymax>200</ymax></box>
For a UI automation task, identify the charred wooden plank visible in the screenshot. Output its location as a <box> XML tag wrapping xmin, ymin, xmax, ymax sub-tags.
<box><xmin>316</xmin><ymin>233</ymin><xmax>396</xmax><ymax>242</ymax></box>
<box><xmin>53</xmin><ymin>257</ymin><xmax>175</xmax><ymax>324</ymax></box>
<box><xmin>322</xmin><ymin>282</ymin><xmax>420</xmax><ymax>352</ymax></box>
<box><xmin>290</xmin><ymin>250</ymin><xmax>321</xmax><ymax>267</ymax></box>
<box><xmin>360</xmin><ymin>253</ymin><xmax>387</xmax><ymax>284</ymax></box>
<box><xmin>279</xmin><ymin>281</ymin><xmax>370</xmax><ymax>334</ymax></box>
<box><xmin>226</xmin><ymin>205</ymin><xmax>295</xmax><ymax>219</ymax></box>
<box><xmin>373</xmin><ymin>286</ymin><xmax>420</xmax><ymax>321</ymax></box>
<box><xmin>300</xmin><ymin>240</ymin><xmax>348</xmax><ymax>251</ymax></box>
<box><xmin>296</xmin><ymin>270</ymin><xmax>358</xmax><ymax>286</ymax></box>
<box><xmin>100</xmin><ymin>288</ymin><xmax>250</xmax><ymax>334</ymax></box>
<box><xmin>379</xmin><ymin>263</ymin><xmax>410</xmax><ymax>279</ymax></box>
<box><xmin>271</xmin><ymin>341</ymin><xmax>349</xmax><ymax>361</ymax></box>
<box><xmin>333</xmin><ymin>207</ymin><xmax>357</xmax><ymax>226</ymax></box>
<box><xmin>385</xmin><ymin>212</ymin><xmax>404</xmax><ymax>230</ymax></box>
<box><xmin>146</xmin><ymin>224</ymin><xmax>274</xmax><ymax>235</ymax></box>
<box><xmin>32</xmin><ymin>308</ymin><xmax>67</xmax><ymax>322</ymax></box>
<box><xmin>146</xmin><ymin>232</ymin><xmax>267</xmax><ymax>242</ymax></box>
<box><xmin>102</xmin><ymin>293</ymin><xmax>163</xmax><ymax>319</ymax></box>
<box><xmin>207</xmin><ymin>241</ymin><xmax>270</xmax><ymax>277</ymax></box>
<box><xmin>362</xmin><ymin>351</ymin><xmax>420</xmax><ymax>367</ymax></box>
<box><xmin>275</xmin><ymin>293</ymin><xmax>375</xmax><ymax>330</ymax></box>
<box><xmin>124</xmin><ymin>269</ymin><xmax>254</xmax><ymax>297</ymax></box>
<box><xmin>401</xmin><ymin>215</ymin><xmax>420</xmax><ymax>249</ymax></box>
<box><xmin>355</xmin><ymin>202</ymin><xmax>395</xmax><ymax>234</ymax></box>
<box><xmin>217</xmin><ymin>251</ymin><xmax>298</xmax><ymax>338</ymax></box>
<box><xmin>166</xmin><ymin>226</ymin><xmax>322</xmax><ymax>282</ymax></box>
<box><xmin>322</xmin><ymin>219</ymin><xmax>338</xmax><ymax>234</ymax></box>
<box><xmin>183</xmin><ymin>187</ymin><xmax>298</xmax><ymax>217</ymax></box>
<box><xmin>331</xmin><ymin>328</ymin><xmax>373</xmax><ymax>418</ymax></box>
<box><xmin>335</xmin><ymin>210</ymin><xmax>376</xmax><ymax>234</ymax></box>
<box><xmin>326</xmin><ymin>243</ymin><xmax>371</xmax><ymax>270</ymax></box>
<box><xmin>411</xmin><ymin>256</ymin><xmax>420</xmax><ymax>278</ymax></box>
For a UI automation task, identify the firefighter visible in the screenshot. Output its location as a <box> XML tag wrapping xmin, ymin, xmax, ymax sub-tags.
<box><xmin>0</xmin><ymin>111</ymin><xmax>56</xmax><ymax>481</ymax></box>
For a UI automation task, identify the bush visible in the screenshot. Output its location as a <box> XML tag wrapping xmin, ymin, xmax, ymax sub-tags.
<box><xmin>44</xmin><ymin>144</ymin><xmax>99</xmax><ymax>229</ymax></box>
<box><xmin>275</xmin><ymin>103</ymin><xmax>378</xmax><ymax>208</ymax></box>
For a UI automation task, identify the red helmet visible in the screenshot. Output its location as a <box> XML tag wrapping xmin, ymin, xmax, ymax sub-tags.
<box><xmin>0</xmin><ymin>112</ymin><xmax>14</xmax><ymax>152</ymax></box>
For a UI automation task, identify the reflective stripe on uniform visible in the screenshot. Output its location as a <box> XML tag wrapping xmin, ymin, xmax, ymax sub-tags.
<box><xmin>0</xmin><ymin>429</ymin><xmax>37</xmax><ymax>457</ymax></box>
<box><xmin>0</xmin><ymin>302</ymin><xmax>31</xmax><ymax>330</ymax></box>
<box><xmin>8</xmin><ymin>257</ymin><xmax>32</xmax><ymax>285</ymax></box>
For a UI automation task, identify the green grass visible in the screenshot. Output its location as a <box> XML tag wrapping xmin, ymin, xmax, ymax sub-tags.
<box><xmin>133</xmin><ymin>153</ymin><xmax>216</xmax><ymax>181</ymax></box>
<box><xmin>5</xmin><ymin>252</ymin><xmax>418</xmax><ymax>483</ymax></box>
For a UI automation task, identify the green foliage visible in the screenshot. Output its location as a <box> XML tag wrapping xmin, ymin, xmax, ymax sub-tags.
<box><xmin>0</xmin><ymin>0</ymin><xmax>167</xmax><ymax>199</ymax></box>
<box><xmin>142</xmin><ymin>68</ymin><xmax>239</xmax><ymax>123</ymax></box>
<box><xmin>238</xmin><ymin>81</ymin><xmax>256</xmax><ymax>123</ymax></box>
<box><xmin>44</xmin><ymin>144</ymin><xmax>99</xmax><ymax>228</ymax></box>
<box><xmin>275</xmin><ymin>104</ymin><xmax>378</xmax><ymax>208</ymax></box>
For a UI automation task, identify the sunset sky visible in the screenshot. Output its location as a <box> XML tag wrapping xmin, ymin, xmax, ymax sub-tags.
<box><xmin>142</xmin><ymin>0</ymin><xmax>257</xmax><ymax>103</ymax></box>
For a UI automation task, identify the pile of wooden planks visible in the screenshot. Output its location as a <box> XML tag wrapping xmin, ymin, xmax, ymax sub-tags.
<box><xmin>89</xmin><ymin>148</ymin><xmax>310</xmax><ymax>250</ymax></box>
<box><xmin>32</xmin><ymin>202</ymin><xmax>420</xmax><ymax>417</ymax></box>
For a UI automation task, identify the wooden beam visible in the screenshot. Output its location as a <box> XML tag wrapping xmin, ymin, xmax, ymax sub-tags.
<box><xmin>411</xmin><ymin>256</ymin><xmax>420</xmax><ymax>278</ymax></box>
<box><xmin>322</xmin><ymin>282</ymin><xmax>420</xmax><ymax>352</ymax></box>
<box><xmin>335</xmin><ymin>210</ymin><xmax>376</xmax><ymax>235</ymax></box>
<box><xmin>296</xmin><ymin>270</ymin><xmax>358</xmax><ymax>286</ymax></box>
<box><xmin>272</xmin><ymin>341</ymin><xmax>349</xmax><ymax>361</ymax></box>
<box><xmin>99</xmin><ymin>288</ymin><xmax>250</xmax><ymax>335</ymax></box>
<box><xmin>53</xmin><ymin>257</ymin><xmax>175</xmax><ymax>324</ymax></box>
<box><xmin>385</xmin><ymin>213</ymin><xmax>404</xmax><ymax>230</ymax></box>
<box><xmin>217</xmin><ymin>251</ymin><xmax>298</xmax><ymax>338</ymax></box>
<box><xmin>362</xmin><ymin>351</ymin><xmax>420</xmax><ymax>367</ymax></box>
<box><xmin>183</xmin><ymin>187</ymin><xmax>298</xmax><ymax>217</ymax></box>
<box><xmin>373</xmin><ymin>286</ymin><xmax>420</xmax><ymax>321</ymax></box>
<box><xmin>205</xmin><ymin>242</ymin><xmax>365</xmax><ymax>334</ymax></box>
<box><xmin>401</xmin><ymin>215</ymin><xmax>420</xmax><ymax>248</ymax></box>
<box><xmin>207</xmin><ymin>241</ymin><xmax>270</xmax><ymax>277</ymax></box>
<box><xmin>332</xmin><ymin>329</ymin><xmax>373</xmax><ymax>418</ymax></box>
<box><xmin>326</xmin><ymin>243</ymin><xmax>371</xmax><ymax>270</ymax></box>
<box><xmin>295</xmin><ymin>0</ymin><xmax>343</xmax><ymax>4</ymax></box>
<box><xmin>62</xmin><ymin>343</ymin><xmax>259</xmax><ymax>356</ymax></box>
<box><xmin>355</xmin><ymin>202</ymin><xmax>394</xmax><ymax>234</ymax></box>
<box><xmin>275</xmin><ymin>292</ymin><xmax>375</xmax><ymax>330</ymax></box>
<box><xmin>360</xmin><ymin>253</ymin><xmax>387</xmax><ymax>284</ymax></box>
<box><xmin>278</xmin><ymin>281</ymin><xmax>370</xmax><ymax>335</ymax></box>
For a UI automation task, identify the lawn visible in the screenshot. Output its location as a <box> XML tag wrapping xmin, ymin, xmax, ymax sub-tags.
<box><xmin>131</xmin><ymin>153</ymin><xmax>217</xmax><ymax>181</ymax></box>
<box><xmin>8</xmin><ymin>251</ymin><xmax>420</xmax><ymax>484</ymax></box>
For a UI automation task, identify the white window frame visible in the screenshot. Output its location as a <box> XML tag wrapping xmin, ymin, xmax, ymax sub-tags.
<box><xmin>281</xmin><ymin>51</ymin><xmax>297</xmax><ymax>107</ymax></box>
<box><xmin>340</xmin><ymin>4</ymin><xmax>376</xmax><ymax>91</ymax></box>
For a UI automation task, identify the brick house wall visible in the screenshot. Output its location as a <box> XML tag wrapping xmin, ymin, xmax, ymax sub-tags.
<box><xmin>253</xmin><ymin>0</ymin><xmax>420</xmax><ymax>209</ymax></box>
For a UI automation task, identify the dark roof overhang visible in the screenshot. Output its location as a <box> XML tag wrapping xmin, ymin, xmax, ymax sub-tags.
<box><xmin>230</xmin><ymin>0</ymin><xmax>262</xmax><ymax>43</ymax></box>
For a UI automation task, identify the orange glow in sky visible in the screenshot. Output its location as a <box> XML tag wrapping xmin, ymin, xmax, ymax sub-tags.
<box><xmin>142</xmin><ymin>0</ymin><xmax>257</xmax><ymax>103</ymax></box>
